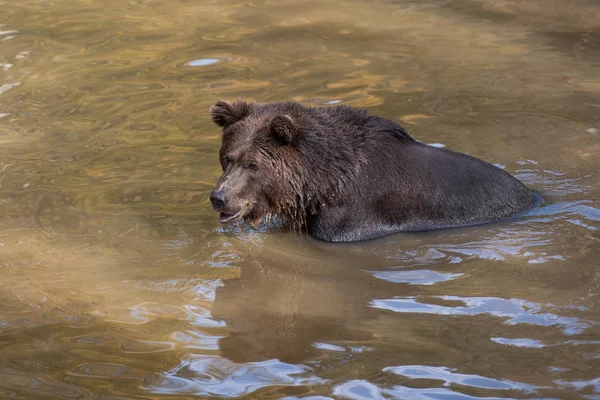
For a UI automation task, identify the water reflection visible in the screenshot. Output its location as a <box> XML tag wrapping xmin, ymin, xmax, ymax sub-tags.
<box><xmin>144</xmin><ymin>356</ymin><xmax>324</xmax><ymax>398</ymax></box>
<box><xmin>333</xmin><ymin>379</ymin><xmax>519</xmax><ymax>400</ymax></box>
<box><xmin>211</xmin><ymin>239</ymin><xmax>376</xmax><ymax>363</ymax></box>
<box><xmin>372</xmin><ymin>296</ymin><xmax>589</xmax><ymax>335</ymax></box>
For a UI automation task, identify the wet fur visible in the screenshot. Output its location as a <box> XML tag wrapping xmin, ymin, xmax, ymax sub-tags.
<box><xmin>210</xmin><ymin>101</ymin><xmax>538</xmax><ymax>242</ymax></box>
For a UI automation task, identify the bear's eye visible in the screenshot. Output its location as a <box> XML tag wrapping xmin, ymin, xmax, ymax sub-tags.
<box><xmin>247</xmin><ymin>162</ymin><xmax>259</xmax><ymax>171</ymax></box>
<box><xmin>222</xmin><ymin>156</ymin><xmax>233</xmax><ymax>166</ymax></box>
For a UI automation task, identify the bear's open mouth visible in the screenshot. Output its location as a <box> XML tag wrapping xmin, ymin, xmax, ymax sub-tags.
<box><xmin>219</xmin><ymin>209</ymin><xmax>243</xmax><ymax>224</ymax></box>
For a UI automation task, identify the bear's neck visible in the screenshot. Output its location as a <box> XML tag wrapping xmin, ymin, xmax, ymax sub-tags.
<box><xmin>283</xmin><ymin>105</ymin><xmax>416</xmax><ymax>227</ymax></box>
<box><xmin>294</xmin><ymin>109</ymin><xmax>370</xmax><ymax>216</ymax></box>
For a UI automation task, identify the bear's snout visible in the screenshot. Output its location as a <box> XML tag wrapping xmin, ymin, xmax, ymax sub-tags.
<box><xmin>210</xmin><ymin>190</ymin><xmax>227</xmax><ymax>211</ymax></box>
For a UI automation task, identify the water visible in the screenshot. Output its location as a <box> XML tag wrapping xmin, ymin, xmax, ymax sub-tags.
<box><xmin>0</xmin><ymin>0</ymin><xmax>599</xmax><ymax>398</ymax></box>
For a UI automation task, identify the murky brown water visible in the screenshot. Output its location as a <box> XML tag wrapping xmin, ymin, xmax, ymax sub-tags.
<box><xmin>1</xmin><ymin>0</ymin><xmax>599</xmax><ymax>398</ymax></box>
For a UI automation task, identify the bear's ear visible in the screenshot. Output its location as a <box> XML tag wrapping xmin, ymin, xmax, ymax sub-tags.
<box><xmin>210</xmin><ymin>100</ymin><xmax>250</xmax><ymax>128</ymax></box>
<box><xmin>270</xmin><ymin>115</ymin><xmax>297</xmax><ymax>144</ymax></box>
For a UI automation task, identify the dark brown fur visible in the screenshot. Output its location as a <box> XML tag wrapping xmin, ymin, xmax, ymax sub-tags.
<box><xmin>209</xmin><ymin>100</ymin><xmax>538</xmax><ymax>242</ymax></box>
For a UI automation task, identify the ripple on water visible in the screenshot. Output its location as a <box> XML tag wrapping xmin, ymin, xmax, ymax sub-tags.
<box><xmin>491</xmin><ymin>337</ymin><xmax>547</xmax><ymax>348</ymax></box>
<box><xmin>126</xmin><ymin>278</ymin><xmax>224</xmax><ymax>302</ymax></box>
<box><xmin>70</xmin><ymin>363</ymin><xmax>142</xmax><ymax>379</ymax></box>
<box><xmin>423</xmin><ymin>232</ymin><xmax>559</xmax><ymax>263</ymax></box>
<box><xmin>0</xmin><ymin>369</ymin><xmax>90</xmax><ymax>398</ymax></box>
<box><xmin>70</xmin><ymin>332</ymin><xmax>175</xmax><ymax>354</ymax></box>
<box><xmin>171</xmin><ymin>330</ymin><xmax>222</xmax><ymax>351</ymax></box>
<box><xmin>528</xmin><ymin>200</ymin><xmax>600</xmax><ymax>230</ymax></box>
<box><xmin>97</xmin><ymin>302</ymin><xmax>225</xmax><ymax>327</ymax></box>
<box><xmin>142</xmin><ymin>355</ymin><xmax>325</xmax><ymax>397</ymax></box>
<box><xmin>187</xmin><ymin>58</ymin><xmax>221</xmax><ymax>67</ymax></box>
<box><xmin>371</xmin><ymin>296</ymin><xmax>590</xmax><ymax>335</ymax></box>
<box><xmin>333</xmin><ymin>379</ymin><xmax>517</xmax><ymax>400</ymax></box>
<box><xmin>385</xmin><ymin>365</ymin><xmax>542</xmax><ymax>391</ymax></box>
<box><xmin>371</xmin><ymin>269</ymin><xmax>464</xmax><ymax>285</ymax></box>
<box><xmin>555</xmin><ymin>378</ymin><xmax>600</xmax><ymax>395</ymax></box>
<box><xmin>0</xmin><ymin>82</ymin><xmax>20</xmax><ymax>96</ymax></box>
<box><xmin>313</xmin><ymin>342</ymin><xmax>347</xmax><ymax>352</ymax></box>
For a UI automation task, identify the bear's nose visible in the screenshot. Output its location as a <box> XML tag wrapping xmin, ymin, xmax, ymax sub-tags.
<box><xmin>210</xmin><ymin>190</ymin><xmax>227</xmax><ymax>210</ymax></box>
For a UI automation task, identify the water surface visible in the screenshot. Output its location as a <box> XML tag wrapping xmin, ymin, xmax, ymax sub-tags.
<box><xmin>0</xmin><ymin>0</ymin><xmax>599</xmax><ymax>399</ymax></box>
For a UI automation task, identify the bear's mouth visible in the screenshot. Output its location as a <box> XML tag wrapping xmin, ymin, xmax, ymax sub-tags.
<box><xmin>219</xmin><ymin>209</ymin><xmax>244</xmax><ymax>224</ymax></box>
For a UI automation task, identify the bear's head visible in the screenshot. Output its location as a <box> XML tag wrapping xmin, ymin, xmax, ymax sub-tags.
<box><xmin>209</xmin><ymin>100</ymin><xmax>306</xmax><ymax>227</ymax></box>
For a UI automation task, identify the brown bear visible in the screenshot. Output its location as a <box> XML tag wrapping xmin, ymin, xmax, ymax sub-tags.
<box><xmin>209</xmin><ymin>100</ymin><xmax>538</xmax><ymax>242</ymax></box>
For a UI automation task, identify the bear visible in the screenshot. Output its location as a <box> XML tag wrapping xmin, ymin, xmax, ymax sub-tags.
<box><xmin>208</xmin><ymin>100</ymin><xmax>539</xmax><ymax>242</ymax></box>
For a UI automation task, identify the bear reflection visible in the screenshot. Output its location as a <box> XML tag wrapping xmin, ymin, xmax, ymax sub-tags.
<box><xmin>210</xmin><ymin>239</ymin><xmax>381</xmax><ymax>363</ymax></box>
